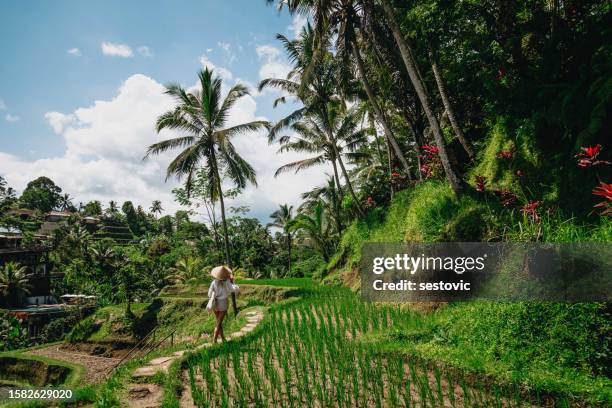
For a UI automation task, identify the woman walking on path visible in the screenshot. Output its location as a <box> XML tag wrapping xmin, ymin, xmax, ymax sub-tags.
<box><xmin>207</xmin><ymin>266</ymin><xmax>239</xmax><ymax>343</ymax></box>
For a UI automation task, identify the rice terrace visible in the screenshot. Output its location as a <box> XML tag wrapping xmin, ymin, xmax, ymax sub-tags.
<box><xmin>0</xmin><ymin>0</ymin><xmax>610</xmax><ymax>407</ymax></box>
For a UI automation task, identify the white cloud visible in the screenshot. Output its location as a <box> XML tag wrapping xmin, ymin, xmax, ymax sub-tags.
<box><xmin>5</xmin><ymin>114</ymin><xmax>20</xmax><ymax>122</ymax></box>
<box><xmin>217</xmin><ymin>41</ymin><xmax>236</xmax><ymax>65</ymax></box>
<box><xmin>199</xmin><ymin>55</ymin><xmax>233</xmax><ymax>81</ymax></box>
<box><xmin>44</xmin><ymin>112</ymin><xmax>76</xmax><ymax>134</ymax></box>
<box><xmin>0</xmin><ymin>99</ymin><xmax>5</xmax><ymax>110</ymax></box>
<box><xmin>1</xmin><ymin>71</ymin><xmax>327</xmax><ymax>221</ymax></box>
<box><xmin>256</xmin><ymin>45</ymin><xmax>291</xmax><ymax>82</ymax></box>
<box><xmin>137</xmin><ymin>46</ymin><xmax>153</xmax><ymax>57</ymax></box>
<box><xmin>101</xmin><ymin>42</ymin><xmax>134</xmax><ymax>58</ymax></box>
<box><xmin>288</xmin><ymin>14</ymin><xmax>308</xmax><ymax>38</ymax></box>
<box><xmin>67</xmin><ymin>47</ymin><xmax>81</xmax><ymax>56</ymax></box>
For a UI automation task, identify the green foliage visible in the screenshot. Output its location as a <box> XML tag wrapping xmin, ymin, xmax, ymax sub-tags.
<box><xmin>18</xmin><ymin>176</ymin><xmax>62</xmax><ymax>212</ymax></box>
<box><xmin>0</xmin><ymin>311</ymin><xmax>29</xmax><ymax>351</ymax></box>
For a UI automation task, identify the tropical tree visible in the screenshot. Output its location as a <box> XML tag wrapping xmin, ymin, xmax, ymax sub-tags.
<box><xmin>268</xmin><ymin>204</ymin><xmax>295</xmax><ymax>276</ymax></box>
<box><xmin>0</xmin><ymin>262</ymin><xmax>32</xmax><ymax>307</ymax></box>
<box><xmin>301</xmin><ymin>176</ymin><xmax>343</xmax><ymax>235</ymax></box>
<box><xmin>58</xmin><ymin>193</ymin><xmax>75</xmax><ymax>212</ymax></box>
<box><xmin>171</xmin><ymin>256</ymin><xmax>202</xmax><ymax>282</ymax></box>
<box><xmin>259</xmin><ymin>25</ymin><xmax>366</xmax><ymax>215</ymax></box>
<box><xmin>19</xmin><ymin>176</ymin><xmax>63</xmax><ymax>212</ymax></box>
<box><xmin>146</xmin><ymin>68</ymin><xmax>270</xmax><ymax>266</ymax></box>
<box><xmin>289</xmin><ymin>202</ymin><xmax>335</xmax><ymax>262</ymax></box>
<box><xmin>106</xmin><ymin>200</ymin><xmax>119</xmax><ymax>216</ymax></box>
<box><xmin>377</xmin><ymin>0</ymin><xmax>463</xmax><ymax>192</ymax></box>
<box><xmin>274</xmin><ymin>105</ymin><xmax>367</xmax><ymax>213</ymax></box>
<box><xmin>150</xmin><ymin>200</ymin><xmax>163</xmax><ymax>218</ymax></box>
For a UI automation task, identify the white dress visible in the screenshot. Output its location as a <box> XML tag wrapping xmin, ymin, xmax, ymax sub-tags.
<box><xmin>208</xmin><ymin>279</ymin><xmax>239</xmax><ymax>312</ymax></box>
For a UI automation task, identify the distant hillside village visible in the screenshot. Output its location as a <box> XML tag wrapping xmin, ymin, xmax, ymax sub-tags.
<box><xmin>0</xmin><ymin>176</ymin><xmax>142</xmax><ymax>336</ymax></box>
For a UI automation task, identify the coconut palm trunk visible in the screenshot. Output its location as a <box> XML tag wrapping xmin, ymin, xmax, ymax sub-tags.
<box><xmin>330</xmin><ymin>160</ymin><xmax>344</xmax><ymax>235</ymax></box>
<box><xmin>287</xmin><ymin>232</ymin><xmax>292</xmax><ymax>276</ymax></box>
<box><xmin>350</xmin><ymin>41</ymin><xmax>412</xmax><ymax>178</ymax></box>
<box><xmin>429</xmin><ymin>52</ymin><xmax>475</xmax><ymax>160</ymax></box>
<box><xmin>329</xmin><ymin>133</ymin><xmax>364</xmax><ymax>216</ymax></box>
<box><xmin>380</xmin><ymin>0</ymin><xmax>462</xmax><ymax>193</ymax></box>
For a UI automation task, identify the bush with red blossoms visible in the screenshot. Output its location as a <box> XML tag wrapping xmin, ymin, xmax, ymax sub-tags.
<box><xmin>496</xmin><ymin>149</ymin><xmax>514</xmax><ymax>160</ymax></box>
<box><xmin>576</xmin><ymin>144</ymin><xmax>610</xmax><ymax>168</ymax></box>
<box><xmin>390</xmin><ymin>170</ymin><xmax>408</xmax><ymax>190</ymax></box>
<box><xmin>364</xmin><ymin>196</ymin><xmax>376</xmax><ymax>209</ymax></box>
<box><xmin>521</xmin><ymin>201</ymin><xmax>541</xmax><ymax>222</ymax></box>
<box><xmin>474</xmin><ymin>176</ymin><xmax>487</xmax><ymax>192</ymax></box>
<box><xmin>419</xmin><ymin>145</ymin><xmax>442</xmax><ymax>179</ymax></box>
<box><xmin>495</xmin><ymin>189</ymin><xmax>518</xmax><ymax>207</ymax></box>
<box><xmin>592</xmin><ymin>182</ymin><xmax>612</xmax><ymax>215</ymax></box>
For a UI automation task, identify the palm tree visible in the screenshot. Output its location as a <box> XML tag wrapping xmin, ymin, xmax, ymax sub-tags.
<box><xmin>289</xmin><ymin>201</ymin><xmax>335</xmax><ymax>262</ymax></box>
<box><xmin>150</xmin><ymin>200</ymin><xmax>163</xmax><ymax>218</ymax></box>
<box><xmin>171</xmin><ymin>257</ymin><xmax>202</xmax><ymax>282</ymax></box>
<box><xmin>58</xmin><ymin>193</ymin><xmax>74</xmax><ymax>212</ymax></box>
<box><xmin>0</xmin><ymin>262</ymin><xmax>32</xmax><ymax>307</ymax></box>
<box><xmin>378</xmin><ymin>0</ymin><xmax>463</xmax><ymax>192</ymax></box>
<box><xmin>301</xmin><ymin>176</ymin><xmax>343</xmax><ymax>235</ymax></box>
<box><xmin>266</xmin><ymin>1</ymin><xmax>414</xmax><ymax>180</ymax></box>
<box><xmin>268</xmin><ymin>204</ymin><xmax>295</xmax><ymax>276</ymax></box>
<box><xmin>274</xmin><ymin>105</ymin><xmax>367</xmax><ymax>213</ymax></box>
<box><xmin>259</xmin><ymin>25</ymin><xmax>366</xmax><ymax>215</ymax></box>
<box><xmin>145</xmin><ymin>68</ymin><xmax>270</xmax><ymax>266</ymax></box>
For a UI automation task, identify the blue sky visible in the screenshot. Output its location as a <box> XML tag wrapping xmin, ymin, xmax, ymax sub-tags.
<box><xmin>0</xmin><ymin>1</ymin><xmax>323</xmax><ymax>221</ymax></box>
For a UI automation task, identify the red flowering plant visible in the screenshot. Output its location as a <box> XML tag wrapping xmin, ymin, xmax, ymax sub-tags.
<box><xmin>592</xmin><ymin>182</ymin><xmax>612</xmax><ymax>216</ymax></box>
<box><xmin>576</xmin><ymin>144</ymin><xmax>610</xmax><ymax>168</ymax></box>
<box><xmin>364</xmin><ymin>196</ymin><xmax>376</xmax><ymax>210</ymax></box>
<box><xmin>516</xmin><ymin>169</ymin><xmax>524</xmax><ymax>178</ymax></box>
<box><xmin>521</xmin><ymin>201</ymin><xmax>542</xmax><ymax>223</ymax></box>
<box><xmin>496</xmin><ymin>149</ymin><xmax>514</xmax><ymax>160</ymax></box>
<box><xmin>389</xmin><ymin>169</ymin><xmax>408</xmax><ymax>190</ymax></box>
<box><xmin>474</xmin><ymin>175</ymin><xmax>487</xmax><ymax>192</ymax></box>
<box><xmin>419</xmin><ymin>145</ymin><xmax>442</xmax><ymax>179</ymax></box>
<box><xmin>495</xmin><ymin>189</ymin><xmax>518</xmax><ymax>207</ymax></box>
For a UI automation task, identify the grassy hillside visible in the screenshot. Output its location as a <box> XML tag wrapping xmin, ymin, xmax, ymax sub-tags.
<box><xmin>323</xmin><ymin>180</ymin><xmax>611</xmax><ymax>404</ymax></box>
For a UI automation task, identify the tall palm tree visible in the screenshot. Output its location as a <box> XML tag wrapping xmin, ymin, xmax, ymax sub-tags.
<box><xmin>274</xmin><ymin>105</ymin><xmax>367</xmax><ymax>213</ymax></box>
<box><xmin>268</xmin><ymin>204</ymin><xmax>295</xmax><ymax>276</ymax></box>
<box><xmin>259</xmin><ymin>25</ymin><xmax>366</xmax><ymax>215</ymax></box>
<box><xmin>378</xmin><ymin>0</ymin><xmax>463</xmax><ymax>192</ymax></box>
<box><xmin>267</xmin><ymin>0</ymin><xmax>462</xmax><ymax>193</ymax></box>
<box><xmin>150</xmin><ymin>200</ymin><xmax>163</xmax><ymax>218</ymax></box>
<box><xmin>145</xmin><ymin>68</ymin><xmax>270</xmax><ymax>266</ymax></box>
<box><xmin>0</xmin><ymin>262</ymin><xmax>32</xmax><ymax>307</ymax></box>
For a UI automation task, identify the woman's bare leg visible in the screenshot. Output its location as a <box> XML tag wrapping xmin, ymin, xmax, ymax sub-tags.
<box><xmin>213</xmin><ymin>311</ymin><xmax>221</xmax><ymax>343</ymax></box>
<box><xmin>217</xmin><ymin>311</ymin><xmax>227</xmax><ymax>341</ymax></box>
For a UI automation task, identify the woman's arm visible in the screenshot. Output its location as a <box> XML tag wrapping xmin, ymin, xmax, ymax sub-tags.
<box><xmin>208</xmin><ymin>281</ymin><xmax>214</xmax><ymax>298</ymax></box>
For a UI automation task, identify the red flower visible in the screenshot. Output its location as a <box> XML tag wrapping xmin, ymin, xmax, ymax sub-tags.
<box><xmin>496</xmin><ymin>189</ymin><xmax>518</xmax><ymax>207</ymax></box>
<box><xmin>421</xmin><ymin>144</ymin><xmax>439</xmax><ymax>158</ymax></box>
<box><xmin>420</xmin><ymin>164</ymin><xmax>433</xmax><ymax>179</ymax></box>
<box><xmin>576</xmin><ymin>144</ymin><xmax>610</xmax><ymax>168</ymax></box>
<box><xmin>391</xmin><ymin>171</ymin><xmax>401</xmax><ymax>178</ymax></box>
<box><xmin>592</xmin><ymin>182</ymin><xmax>612</xmax><ymax>215</ymax></box>
<box><xmin>496</xmin><ymin>149</ymin><xmax>514</xmax><ymax>160</ymax></box>
<box><xmin>516</xmin><ymin>169</ymin><xmax>524</xmax><ymax>178</ymax></box>
<box><xmin>521</xmin><ymin>201</ymin><xmax>541</xmax><ymax>222</ymax></box>
<box><xmin>496</xmin><ymin>68</ymin><xmax>506</xmax><ymax>81</ymax></box>
<box><xmin>474</xmin><ymin>176</ymin><xmax>487</xmax><ymax>192</ymax></box>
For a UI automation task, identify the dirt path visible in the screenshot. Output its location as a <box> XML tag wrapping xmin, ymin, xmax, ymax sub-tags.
<box><xmin>28</xmin><ymin>345</ymin><xmax>121</xmax><ymax>384</ymax></box>
<box><xmin>126</xmin><ymin>308</ymin><xmax>264</xmax><ymax>408</ymax></box>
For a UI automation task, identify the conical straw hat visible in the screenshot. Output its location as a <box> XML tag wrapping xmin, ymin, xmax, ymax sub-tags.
<box><xmin>211</xmin><ymin>265</ymin><xmax>232</xmax><ymax>280</ymax></box>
